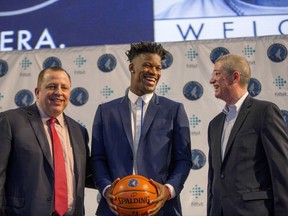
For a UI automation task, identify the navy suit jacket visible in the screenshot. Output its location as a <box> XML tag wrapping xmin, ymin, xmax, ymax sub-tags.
<box><xmin>0</xmin><ymin>103</ymin><xmax>91</xmax><ymax>216</ymax></box>
<box><xmin>91</xmin><ymin>94</ymin><xmax>192</xmax><ymax>216</ymax></box>
<box><xmin>207</xmin><ymin>96</ymin><xmax>288</xmax><ymax>216</ymax></box>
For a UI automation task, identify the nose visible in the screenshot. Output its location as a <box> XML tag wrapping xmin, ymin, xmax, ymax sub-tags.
<box><xmin>54</xmin><ymin>86</ymin><xmax>63</xmax><ymax>94</ymax></box>
<box><xmin>209</xmin><ymin>76</ymin><xmax>215</xmax><ymax>84</ymax></box>
<box><xmin>151</xmin><ymin>66</ymin><xmax>161</xmax><ymax>74</ymax></box>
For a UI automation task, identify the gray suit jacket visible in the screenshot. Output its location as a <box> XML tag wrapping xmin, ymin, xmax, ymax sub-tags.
<box><xmin>207</xmin><ymin>96</ymin><xmax>288</xmax><ymax>216</ymax></box>
<box><xmin>0</xmin><ymin>103</ymin><xmax>91</xmax><ymax>216</ymax></box>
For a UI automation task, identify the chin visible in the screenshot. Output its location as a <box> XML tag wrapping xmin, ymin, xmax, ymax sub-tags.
<box><xmin>146</xmin><ymin>85</ymin><xmax>156</xmax><ymax>92</ymax></box>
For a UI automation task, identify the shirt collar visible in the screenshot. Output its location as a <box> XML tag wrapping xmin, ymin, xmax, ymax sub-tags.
<box><xmin>223</xmin><ymin>91</ymin><xmax>249</xmax><ymax>115</ymax></box>
<box><xmin>128</xmin><ymin>90</ymin><xmax>154</xmax><ymax>104</ymax></box>
<box><xmin>36</xmin><ymin>102</ymin><xmax>65</xmax><ymax>127</ymax></box>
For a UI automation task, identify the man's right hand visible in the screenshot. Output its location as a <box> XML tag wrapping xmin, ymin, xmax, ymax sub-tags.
<box><xmin>104</xmin><ymin>178</ymin><xmax>120</xmax><ymax>215</ymax></box>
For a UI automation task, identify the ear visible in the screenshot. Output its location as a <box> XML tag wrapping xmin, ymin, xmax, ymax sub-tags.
<box><xmin>34</xmin><ymin>88</ymin><xmax>40</xmax><ymax>99</ymax></box>
<box><xmin>234</xmin><ymin>71</ymin><xmax>241</xmax><ymax>82</ymax></box>
<box><xmin>129</xmin><ymin>63</ymin><xmax>134</xmax><ymax>73</ymax></box>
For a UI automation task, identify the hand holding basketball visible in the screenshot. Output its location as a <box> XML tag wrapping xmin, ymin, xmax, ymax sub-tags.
<box><xmin>112</xmin><ymin>175</ymin><xmax>158</xmax><ymax>216</ymax></box>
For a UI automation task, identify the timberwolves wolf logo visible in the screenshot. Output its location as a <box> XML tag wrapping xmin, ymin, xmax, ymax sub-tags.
<box><xmin>14</xmin><ymin>89</ymin><xmax>34</xmax><ymax>107</ymax></box>
<box><xmin>0</xmin><ymin>60</ymin><xmax>8</xmax><ymax>77</ymax></box>
<box><xmin>183</xmin><ymin>81</ymin><xmax>203</xmax><ymax>101</ymax></box>
<box><xmin>248</xmin><ymin>78</ymin><xmax>261</xmax><ymax>97</ymax></box>
<box><xmin>128</xmin><ymin>179</ymin><xmax>139</xmax><ymax>188</ymax></box>
<box><xmin>191</xmin><ymin>149</ymin><xmax>206</xmax><ymax>170</ymax></box>
<box><xmin>70</xmin><ymin>87</ymin><xmax>89</xmax><ymax>106</ymax></box>
<box><xmin>210</xmin><ymin>47</ymin><xmax>230</xmax><ymax>63</ymax></box>
<box><xmin>161</xmin><ymin>51</ymin><xmax>173</xmax><ymax>69</ymax></box>
<box><xmin>97</xmin><ymin>54</ymin><xmax>117</xmax><ymax>72</ymax></box>
<box><xmin>43</xmin><ymin>57</ymin><xmax>62</xmax><ymax>68</ymax></box>
<box><xmin>267</xmin><ymin>43</ymin><xmax>287</xmax><ymax>63</ymax></box>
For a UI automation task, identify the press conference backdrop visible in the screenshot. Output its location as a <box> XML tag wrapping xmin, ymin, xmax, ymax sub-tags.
<box><xmin>1</xmin><ymin>0</ymin><xmax>288</xmax><ymax>51</ymax></box>
<box><xmin>0</xmin><ymin>35</ymin><xmax>287</xmax><ymax>216</ymax></box>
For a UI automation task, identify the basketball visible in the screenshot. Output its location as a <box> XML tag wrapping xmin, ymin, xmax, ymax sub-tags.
<box><xmin>112</xmin><ymin>174</ymin><xmax>158</xmax><ymax>216</ymax></box>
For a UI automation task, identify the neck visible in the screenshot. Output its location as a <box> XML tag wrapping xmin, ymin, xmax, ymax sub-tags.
<box><xmin>226</xmin><ymin>90</ymin><xmax>247</xmax><ymax>105</ymax></box>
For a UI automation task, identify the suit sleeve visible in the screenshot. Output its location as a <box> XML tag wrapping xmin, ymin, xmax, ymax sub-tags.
<box><xmin>84</xmin><ymin>127</ymin><xmax>96</xmax><ymax>189</ymax></box>
<box><xmin>0</xmin><ymin>112</ymin><xmax>12</xmax><ymax>210</ymax></box>
<box><xmin>166</xmin><ymin>103</ymin><xmax>192</xmax><ymax>195</ymax></box>
<box><xmin>262</xmin><ymin>103</ymin><xmax>288</xmax><ymax>215</ymax></box>
<box><xmin>207</xmin><ymin>122</ymin><xmax>214</xmax><ymax>216</ymax></box>
<box><xmin>90</xmin><ymin>105</ymin><xmax>112</xmax><ymax>194</ymax></box>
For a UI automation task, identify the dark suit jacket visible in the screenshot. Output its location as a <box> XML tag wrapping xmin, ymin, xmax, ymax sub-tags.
<box><xmin>207</xmin><ymin>96</ymin><xmax>288</xmax><ymax>216</ymax></box>
<box><xmin>91</xmin><ymin>94</ymin><xmax>192</xmax><ymax>216</ymax></box>
<box><xmin>0</xmin><ymin>103</ymin><xmax>91</xmax><ymax>216</ymax></box>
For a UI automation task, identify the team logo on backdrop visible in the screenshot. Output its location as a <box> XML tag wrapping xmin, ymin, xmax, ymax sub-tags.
<box><xmin>242</xmin><ymin>45</ymin><xmax>255</xmax><ymax>58</ymax></box>
<box><xmin>273</xmin><ymin>75</ymin><xmax>287</xmax><ymax>90</ymax></box>
<box><xmin>0</xmin><ymin>93</ymin><xmax>4</xmax><ymax>101</ymax></box>
<box><xmin>190</xmin><ymin>185</ymin><xmax>204</xmax><ymax>199</ymax></box>
<box><xmin>70</xmin><ymin>87</ymin><xmax>89</xmax><ymax>106</ymax></box>
<box><xmin>183</xmin><ymin>81</ymin><xmax>203</xmax><ymax>101</ymax></box>
<box><xmin>14</xmin><ymin>89</ymin><xmax>34</xmax><ymax>107</ymax></box>
<box><xmin>20</xmin><ymin>57</ymin><xmax>32</xmax><ymax>70</ymax></box>
<box><xmin>267</xmin><ymin>43</ymin><xmax>287</xmax><ymax>63</ymax></box>
<box><xmin>74</xmin><ymin>55</ymin><xmax>87</xmax><ymax>68</ymax></box>
<box><xmin>191</xmin><ymin>149</ymin><xmax>206</xmax><ymax>170</ymax></box>
<box><xmin>128</xmin><ymin>179</ymin><xmax>139</xmax><ymax>188</ymax></box>
<box><xmin>248</xmin><ymin>78</ymin><xmax>261</xmax><ymax>97</ymax></box>
<box><xmin>100</xmin><ymin>85</ymin><xmax>114</xmax><ymax>98</ymax></box>
<box><xmin>0</xmin><ymin>60</ymin><xmax>8</xmax><ymax>77</ymax></box>
<box><xmin>185</xmin><ymin>48</ymin><xmax>198</xmax><ymax>61</ymax></box>
<box><xmin>281</xmin><ymin>110</ymin><xmax>288</xmax><ymax>126</ymax></box>
<box><xmin>162</xmin><ymin>51</ymin><xmax>173</xmax><ymax>69</ymax></box>
<box><xmin>210</xmin><ymin>47</ymin><xmax>230</xmax><ymax>63</ymax></box>
<box><xmin>156</xmin><ymin>82</ymin><xmax>171</xmax><ymax>96</ymax></box>
<box><xmin>189</xmin><ymin>114</ymin><xmax>201</xmax><ymax>129</ymax></box>
<box><xmin>97</xmin><ymin>54</ymin><xmax>117</xmax><ymax>72</ymax></box>
<box><xmin>43</xmin><ymin>56</ymin><xmax>62</xmax><ymax>68</ymax></box>
<box><xmin>0</xmin><ymin>1</ymin><xmax>59</xmax><ymax>16</ymax></box>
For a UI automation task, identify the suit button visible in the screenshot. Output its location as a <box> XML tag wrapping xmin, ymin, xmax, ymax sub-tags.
<box><xmin>47</xmin><ymin>197</ymin><xmax>52</xmax><ymax>201</ymax></box>
<box><xmin>220</xmin><ymin>174</ymin><xmax>225</xmax><ymax>179</ymax></box>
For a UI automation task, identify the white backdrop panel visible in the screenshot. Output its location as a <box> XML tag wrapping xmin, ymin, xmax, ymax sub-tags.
<box><xmin>0</xmin><ymin>35</ymin><xmax>287</xmax><ymax>216</ymax></box>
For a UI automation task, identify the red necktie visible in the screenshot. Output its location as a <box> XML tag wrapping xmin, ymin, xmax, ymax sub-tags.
<box><xmin>49</xmin><ymin>117</ymin><xmax>68</xmax><ymax>216</ymax></box>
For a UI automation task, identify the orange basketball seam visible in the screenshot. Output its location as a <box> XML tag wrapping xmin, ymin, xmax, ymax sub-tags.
<box><xmin>114</xmin><ymin>190</ymin><xmax>157</xmax><ymax>194</ymax></box>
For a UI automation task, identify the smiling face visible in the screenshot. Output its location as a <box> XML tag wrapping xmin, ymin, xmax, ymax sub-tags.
<box><xmin>210</xmin><ymin>61</ymin><xmax>234</xmax><ymax>103</ymax></box>
<box><xmin>129</xmin><ymin>53</ymin><xmax>162</xmax><ymax>96</ymax></box>
<box><xmin>35</xmin><ymin>69</ymin><xmax>71</xmax><ymax>117</ymax></box>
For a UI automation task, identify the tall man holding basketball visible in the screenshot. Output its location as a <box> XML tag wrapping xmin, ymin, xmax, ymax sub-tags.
<box><xmin>91</xmin><ymin>42</ymin><xmax>192</xmax><ymax>216</ymax></box>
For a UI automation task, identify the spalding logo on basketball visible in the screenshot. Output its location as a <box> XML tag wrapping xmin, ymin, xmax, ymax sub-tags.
<box><xmin>112</xmin><ymin>174</ymin><xmax>158</xmax><ymax>216</ymax></box>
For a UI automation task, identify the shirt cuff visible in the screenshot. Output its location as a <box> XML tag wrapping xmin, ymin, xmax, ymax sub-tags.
<box><xmin>165</xmin><ymin>184</ymin><xmax>175</xmax><ymax>199</ymax></box>
<box><xmin>102</xmin><ymin>185</ymin><xmax>111</xmax><ymax>198</ymax></box>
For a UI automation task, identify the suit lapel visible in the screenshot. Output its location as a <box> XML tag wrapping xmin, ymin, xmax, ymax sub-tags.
<box><xmin>27</xmin><ymin>104</ymin><xmax>53</xmax><ymax>168</ymax></box>
<box><xmin>119</xmin><ymin>96</ymin><xmax>133</xmax><ymax>150</ymax></box>
<box><xmin>140</xmin><ymin>94</ymin><xmax>159</xmax><ymax>143</ymax></box>
<box><xmin>223</xmin><ymin>96</ymin><xmax>253</xmax><ymax>161</ymax></box>
<box><xmin>66</xmin><ymin>116</ymin><xmax>81</xmax><ymax>183</ymax></box>
<box><xmin>215</xmin><ymin>114</ymin><xmax>226</xmax><ymax>167</ymax></box>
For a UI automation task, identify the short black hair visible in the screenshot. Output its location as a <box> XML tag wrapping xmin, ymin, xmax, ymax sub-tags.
<box><xmin>126</xmin><ymin>41</ymin><xmax>167</xmax><ymax>62</ymax></box>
